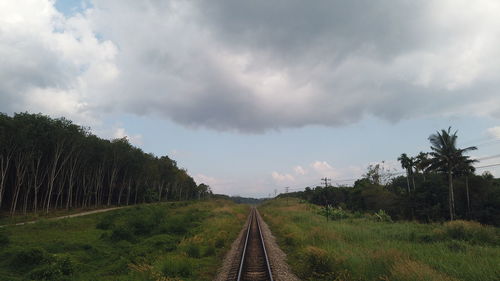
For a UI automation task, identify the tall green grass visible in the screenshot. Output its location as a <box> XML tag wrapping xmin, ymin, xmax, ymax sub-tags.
<box><xmin>260</xmin><ymin>198</ymin><xmax>500</xmax><ymax>281</ymax></box>
<box><xmin>0</xmin><ymin>200</ymin><xmax>249</xmax><ymax>281</ymax></box>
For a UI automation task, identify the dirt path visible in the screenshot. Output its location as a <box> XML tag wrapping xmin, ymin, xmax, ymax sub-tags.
<box><xmin>0</xmin><ymin>207</ymin><xmax>125</xmax><ymax>228</ymax></box>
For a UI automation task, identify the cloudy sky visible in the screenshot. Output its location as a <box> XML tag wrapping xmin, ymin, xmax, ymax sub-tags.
<box><xmin>2</xmin><ymin>0</ymin><xmax>500</xmax><ymax>197</ymax></box>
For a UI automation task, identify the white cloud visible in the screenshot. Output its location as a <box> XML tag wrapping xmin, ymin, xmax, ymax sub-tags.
<box><xmin>271</xmin><ymin>171</ymin><xmax>295</xmax><ymax>183</ymax></box>
<box><xmin>486</xmin><ymin>126</ymin><xmax>500</xmax><ymax>139</ymax></box>
<box><xmin>0</xmin><ymin>0</ymin><xmax>117</xmax><ymax>126</ymax></box>
<box><xmin>311</xmin><ymin>161</ymin><xmax>338</xmax><ymax>177</ymax></box>
<box><xmin>293</xmin><ymin>165</ymin><xmax>307</xmax><ymax>175</ymax></box>
<box><xmin>2</xmin><ymin>0</ymin><xmax>500</xmax><ymax>132</ymax></box>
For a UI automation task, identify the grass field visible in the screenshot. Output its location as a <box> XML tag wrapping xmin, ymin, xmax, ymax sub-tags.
<box><xmin>259</xmin><ymin>198</ymin><xmax>500</xmax><ymax>281</ymax></box>
<box><xmin>0</xmin><ymin>199</ymin><xmax>249</xmax><ymax>281</ymax></box>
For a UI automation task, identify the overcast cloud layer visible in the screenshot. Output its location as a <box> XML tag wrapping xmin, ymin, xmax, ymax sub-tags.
<box><xmin>2</xmin><ymin>0</ymin><xmax>500</xmax><ymax>132</ymax></box>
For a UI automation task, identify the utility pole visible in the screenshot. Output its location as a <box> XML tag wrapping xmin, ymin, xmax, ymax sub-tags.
<box><xmin>274</xmin><ymin>189</ymin><xmax>277</xmax><ymax>197</ymax></box>
<box><xmin>285</xmin><ymin>187</ymin><xmax>289</xmax><ymax>205</ymax></box>
<box><xmin>321</xmin><ymin>177</ymin><xmax>331</xmax><ymax>187</ymax></box>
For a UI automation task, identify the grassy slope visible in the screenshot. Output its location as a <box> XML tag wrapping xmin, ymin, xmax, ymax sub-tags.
<box><xmin>0</xmin><ymin>199</ymin><xmax>249</xmax><ymax>281</ymax></box>
<box><xmin>259</xmin><ymin>198</ymin><xmax>500</xmax><ymax>281</ymax></box>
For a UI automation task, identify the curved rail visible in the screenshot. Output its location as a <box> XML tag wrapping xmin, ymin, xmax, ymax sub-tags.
<box><xmin>236</xmin><ymin>207</ymin><xmax>274</xmax><ymax>281</ymax></box>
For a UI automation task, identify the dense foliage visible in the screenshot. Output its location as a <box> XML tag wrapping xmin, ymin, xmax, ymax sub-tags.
<box><xmin>0</xmin><ymin>112</ymin><xmax>210</xmax><ymax>216</ymax></box>
<box><xmin>290</xmin><ymin>173</ymin><xmax>500</xmax><ymax>225</ymax></box>
<box><xmin>283</xmin><ymin>128</ymin><xmax>500</xmax><ymax>226</ymax></box>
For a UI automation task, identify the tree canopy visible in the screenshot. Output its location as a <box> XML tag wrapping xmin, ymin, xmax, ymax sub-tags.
<box><xmin>0</xmin><ymin>112</ymin><xmax>211</xmax><ymax>216</ymax></box>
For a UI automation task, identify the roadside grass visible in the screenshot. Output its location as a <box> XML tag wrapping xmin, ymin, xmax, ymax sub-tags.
<box><xmin>259</xmin><ymin>198</ymin><xmax>500</xmax><ymax>281</ymax></box>
<box><xmin>0</xmin><ymin>200</ymin><xmax>249</xmax><ymax>281</ymax></box>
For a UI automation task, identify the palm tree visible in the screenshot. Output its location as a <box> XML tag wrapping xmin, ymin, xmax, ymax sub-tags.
<box><xmin>415</xmin><ymin>152</ymin><xmax>430</xmax><ymax>181</ymax></box>
<box><xmin>426</xmin><ymin>127</ymin><xmax>477</xmax><ymax>220</ymax></box>
<box><xmin>398</xmin><ymin>153</ymin><xmax>415</xmax><ymax>194</ymax></box>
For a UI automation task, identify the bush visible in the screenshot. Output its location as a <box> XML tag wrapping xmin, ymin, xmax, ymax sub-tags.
<box><xmin>373</xmin><ymin>210</ymin><xmax>393</xmax><ymax>222</ymax></box>
<box><xmin>161</xmin><ymin>217</ymin><xmax>188</xmax><ymax>235</ymax></box>
<box><xmin>141</xmin><ymin>234</ymin><xmax>178</xmax><ymax>251</ymax></box>
<box><xmin>28</xmin><ymin>256</ymin><xmax>74</xmax><ymax>281</ymax></box>
<box><xmin>96</xmin><ymin>215</ymin><xmax>116</xmax><ymax>230</ymax></box>
<box><xmin>29</xmin><ymin>264</ymin><xmax>63</xmax><ymax>281</ymax></box>
<box><xmin>161</xmin><ymin>256</ymin><xmax>192</xmax><ymax>278</ymax></box>
<box><xmin>330</xmin><ymin>207</ymin><xmax>350</xmax><ymax>220</ymax></box>
<box><xmin>110</xmin><ymin>225</ymin><xmax>136</xmax><ymax>242</ymax></box>
<box><xmin>10</xmin><ymin>248</ymin><xmax>53</xmax><ymax>270</ymax></box>
<box><xmin>214</xmin><ymin>237</ymin><xmax>225</xmax><ymax>248</ymax></box>
<box><xmin>299</xmin><ymin>246</ymin><xmax>338</xmax><ymax>280</ymax></box>
<box><xmin>283</xmin><ymin>232</ymin><xmax>299</xmax><ymax>247</ymax></box>
<box><xmin>185</xmin><ymin>244</ymin><xmax>201</xmax><ymax>258</ymax></box>
<box><xmin>0</xmin><ymin>230</ymin><xmax>9</xmax><ymax>246</ymax></box>
<box><xmin>442</xmin><ymin>220</ymin><xmax>498</xmax><ymax>245</ymax></box>
<box><xmin>204</xmin><ymin>245</ymin><xmax>216</xmax><ymax>257</ymax></box>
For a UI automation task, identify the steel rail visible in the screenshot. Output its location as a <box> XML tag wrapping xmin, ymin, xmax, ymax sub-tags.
<box><xmin>255</xmin><ymin>208</ymin><xmax>274</xmax><ymax>281</ymax></box>
<box><xmin>236</xmin><ymin>208</ymin><xmax>254</xmax><ymax>281</ymax></box>
<box><xmin>236</xmin><ymin>207</ymin><xmax>274</xmax><ymax>281</ymax></box>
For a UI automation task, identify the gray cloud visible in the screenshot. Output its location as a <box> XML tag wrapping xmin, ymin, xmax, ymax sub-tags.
<box><xmin>2</xmin><ymin>0</ymin><xmax>500</xmax><ymax>132</ymax></box>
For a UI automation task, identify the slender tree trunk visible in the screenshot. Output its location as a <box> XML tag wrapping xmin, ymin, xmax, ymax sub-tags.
<box><xmin>126</xmin><ymin>178</ymin><xmax>132</xmax><ymax>206</ymax></box>
<box><xmin>11</xmin><ymin>153</ymin><xmax>28</xmax><ymax>216</ymax></box>
<box><xmin>0</xmin><ymin>149</ymin><xmax>14</xmax><ymax>208</ymax></box>
<box><xmin>465</xmin><ymin>175</ymin><xmax>471</xmax><ymax>218</ymax></box>
<box><xmin>448</xmin><ymin>171</ymin><xmax>454</xmax><ymax>221</ymax></box>
<box><xmin>405</xmin><ymin>171</ymin><xmax>411</xmax><ymax>194</ymax></box>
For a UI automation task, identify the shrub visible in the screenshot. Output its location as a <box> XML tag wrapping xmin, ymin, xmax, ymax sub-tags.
<box><xmin>185</xmin><ymin>244</ymin><xmax>201</xmax><ymax>258</ymax></box>
<box><xmin>446</xmin><ymin>240</ymin><xmax>467</xmax><ymax>252</ymax></box>
<box><xmin>110</xmin><ymin>225</ymin><xmax>136</xmax><ymax>242</ymax></box>
<box><xmin>161</xmin><ymin>217</ymin><xmax>188</xmax><ymax>235</ymax></box>
<box><xmin>283</xmin><ymin>232</ymin><xmax>299</xmax><ymax>247</ymax></box>
<box><xmin>127</xmin><ymin>216</ymin><xmax>155</xmax><ymax>236</ymax></box>
<box><xmin>0</xmin><ymin>230</ymin><xmax>9</xmax><ymax>246</ymax></box>
<box><xmin>96</xmin><ymin>215</ymin><xmax>116</xmax><ymax>230</ymax></box>
<box><xmin>367</xmin><ymin>248</ymin><xmax>406</xmax><ymax>278</ymax></box>
<box><xmin>330</xmin><ymin>207</ymin><xmax>350</xmax><ymax>220</ymax></box>
<box><xmin>10</xmin><ymin>248</ymin><xmax>53</xmax><ymax>270</ymax></box>
<box><xmin>299</xmin><ymin>246</ymin><xmax>338</xmax><ymax>280</ymax></box>
<box><xmin>29</xmin><ymin>264</ymin><xmax>63</xmax><ymax>281</ymax></box>
<box><xmin>442</xmin><ymin>220</ymin><xmax>498</xmax><ymax>245</ymax></box>
<box><xmin>141</xmin><ymin>234</ymin><xmax>178</xmax><ymax>251</ymax></box>
<box><xmin>28</xmin><ymin>256</ymin><xmax>74</xmax><ymax>281</ymax></box>
<box><xmin>214</xmin><ymin>237</ymin><xmax>225</xmax><ymax>248</ymax></box>
<box><xmin>161</xmin><ymin>256</ymin><xmax>192</xmax><ymax>278</ymax></box>
<box><xmin>373</xmin><ymin>210</ymin><xmax>393</xmax><ymax>222</ymax></box>
<box><xmin>204</xmin><ymin>245</ymin><xmax>216</xmax><ymax>257</ymax></box>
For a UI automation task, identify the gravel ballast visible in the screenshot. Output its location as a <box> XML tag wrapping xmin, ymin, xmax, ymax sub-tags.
<box><xmin>213</xmin><ymin>208</ymin><xmax>300</xmax><ymax>281</ymax></box>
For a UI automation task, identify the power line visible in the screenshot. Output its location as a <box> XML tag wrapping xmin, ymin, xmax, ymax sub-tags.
<box><xmin>475</xmin><ymin>163</ymin><xmax>500</xmax><ymax>169</ymax></box>
<box><xmin>473</xmin><ymin>154</ymin><xmax>500</xmax><ymax>161</ymax></box>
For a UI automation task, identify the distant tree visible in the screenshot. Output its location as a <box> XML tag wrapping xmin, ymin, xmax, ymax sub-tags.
<box><xmin>414</xmin><ymin>152</ymin><xmax>430</xmax><ymax>181</ymax></box>
<box><xmin>426</xmin><ymin>127</ymin><xmax>477</xmax><ymax>220</ymax></box>
<box><xmin>398</xmin><ymin>154</ymin><xmax>416</xmax><ymax>193</ymax></box>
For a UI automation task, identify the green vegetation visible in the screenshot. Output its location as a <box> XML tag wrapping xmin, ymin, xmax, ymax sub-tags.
<box><xmin>284</xmin><ymin>127</ymin><xmax>500</xmax><ymax>226</ymax></box>
<box><xmin>0</xmin><ymin>199</ymin><xmax>249</xmax><ymax>280</ymax></box>
<box><xmin>260</xmin><ymin>198</ymin><xmax>500</xmax><ymax>281</ymax></box>
<box><xmin>0</xmin><ymin>112</ymin><xmax>211</xmax><ymax>219</ymax></box>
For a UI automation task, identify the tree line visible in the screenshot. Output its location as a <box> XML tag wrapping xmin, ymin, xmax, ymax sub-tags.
<box><xmin>283</xmin><ymin>128</ymin><xmax>500</xmax><ymax>225</ymax></box>
<box><xmin>0</xmin><ymin>112</ymin><xmax>211</xmax><ymax>216</ymax></box>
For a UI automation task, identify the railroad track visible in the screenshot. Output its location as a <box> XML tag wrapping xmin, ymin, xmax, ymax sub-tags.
<box><xmin>226</xmin><ymin>207</ymin><xmax>274</xmax><ymax>281</ymax></box>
